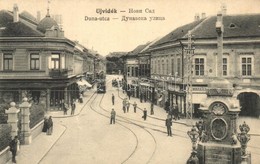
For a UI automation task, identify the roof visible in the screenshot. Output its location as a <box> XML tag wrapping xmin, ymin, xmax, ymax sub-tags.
<box><xmin>0</xmin><ymin>10</ymin><xmax>44</xmax><ymax>37</ymax></box>
<box><xmin>152</xmin><ymin>19</ymin><xmax>205</xmax><ymax>47</ymax></box>
<box><xmin>37</xmin><ymin>15</ymin><xmax>58</xmax><ymax>33</ymax></box>
<box><xmin>127</xmin><ymin>43</ymin><xmax>150</xmax><ymax>57</ymax></box>
<box><xmin>192</xmin><ymin>14</ymin><xmax>260</xmax><ymax>38</ymax></box>
<box><xmin>152</xmin><ymin>13</ymin><xmax>260</xmax><ymax>48</ymax></box>
<box><xmin>20</xmin><ymin>11</ymin><xmax>38</xmax><ymax>25</ymax></box>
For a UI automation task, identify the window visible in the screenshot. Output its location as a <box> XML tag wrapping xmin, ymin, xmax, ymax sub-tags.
<box><xmin>177</xmin><ymin>58</ymin><xmax>181</xmax><ymax>76</ymax></box>
<box><xmin>223</xmin><ymin>58</ymin><xmax>227</xmax><ymax>76</ymax></box>
<box><xmin>162</xmin><ymin>60</ymin><xmax>165</xmax><ymax>75</ymax></box>
<box><xmin>51</xmin><ymin>54</ymin><xmax>60</xmax><ymax>69</ymax></box>
<box><xmin>166</xmin><ymin>59</ymin><xmax>169</xmax><ymax>75</ymax></box>
<box><xmin>157</xmin><ymin>60</ymin><xmax>161</xmax><ymax>74</ymax></box>
<box><xmin>131</xmin><ymin>67</ymin><xmax>134</xmax><ymax>76</ymax></box>
<box><xmin>195</xmin><ymin>58</ymin><xmax>204</xmax><ymax>76</ymax></box>
<box><xmin>3</xmin><ymin>53</ymin><xmax>13</xmax><ymax>70</ymax></box>
<box><xmin>127</xmin><ymin>66</ymin><xmax>130</xmax><ymax>76</ymax></box>
<box><xmin>154</xmin><ymin>60</ymin><xmax>157</xmax><ymax>74</ymax></box>
<box><xmin>30</xmin><ymin>53</ymin><xmax>40</xmax><ymax>70</ymax></box>
<box><xmin>171</xmin><ymin>58</ymin><xmax>175</xmax><ymax>76</ymax></box>
<box><xmin>241</xmin><ymin>57</ymin><xmax>252</xmax><ymax>76</ymax></box>
<box><xmin>135</xmin><ymin>66</ymin><xmax>138</xmax><ymax>77</ymax></box>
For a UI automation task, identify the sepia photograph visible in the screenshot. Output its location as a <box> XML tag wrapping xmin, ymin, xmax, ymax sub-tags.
<box><xmin>0</xmin><ymin>0</ymin><xmax>260</xmax><ymax>163</ymax></box>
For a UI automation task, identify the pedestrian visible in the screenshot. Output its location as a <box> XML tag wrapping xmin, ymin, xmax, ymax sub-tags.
<box><xmin>127</xmin><ymin>91</ymin><xmax>131</xmax><ymax>100</ymax></box>
<box><xmin>126</xmin><ymin>101</ymin><xmax>130</xmax><ymax>112</ymax></box>
<box><xmin>9</xmin><ymin>136</ymin><xmax>18</xmax><ymax>163</ymax></box>
<box><xmin>61</xmin><ymin>99</ymin><xmax>65</xmax><ymax>111</ymax></box>
<box><xmin>63</xmin><ymin>103</ymin><xmax>68</xmax><ymax>115</ymax></box>
<box><xmin>140</xmin><ymin>92</ymin><xmax>143</xmax><ymax>103</ymax></box>
<box><xmin>122</xmin><ymin>98</ymin><xmax>127</xmax><ymax>113</ymax></box>
<box><xmin>79</xmin><ymin>93</ymin><xmax>83</xmax><ymax>103</ymax></box>
<box><xmin>165</xmin><ymin>100</ymin><xmax>170</xmax><ymax>113</ymax></box>
<box><xmin>110</xmin><ymin>108</ymin><xmax>116</xmax><ymax>124</ymax></box>
<box><xmin>165</xmin><ymin>115</ymin><xmax>172</xmax><ymax>136</ymax></box>
<box><xmin>150</xmin><ymin>103</ymin><xmax>154</xmax><ymax>115</ymax></box>
<box><xmin>173</xmin><ymin>103</ymin><xmax>178</xmax><ymax>120</ymax></box>
<box><xmin>47</xmin><ymin>116</ymin><xmax>53</xmax><ymax>135</ymax></box>
<box><xmin>42</xmin><ymin>117</ymin><xmax>48</xmax><ymax>132</ymax></box>
<box><xmin>112</xmin><ymin>93</ymin><xmax>115</xmax><ymax>105</ymax></box>
<box><xmin>71</xmin><ymin>99</ymin><xmax>76</xmax><ymax>115</ymax></box>
<box><xmin>133</xmin><ymin>102</ymin><xmax>137</xmax><ymax>113</ymax></box>
<box><xmin>142</xmin><ymin>108</ymin><xmax>147</xmax><ymax>120</ymax></box>
<box><xmin>169</xmin><ymin>105</ymin><xmax>174</xmax><ymax>120</ymax></box>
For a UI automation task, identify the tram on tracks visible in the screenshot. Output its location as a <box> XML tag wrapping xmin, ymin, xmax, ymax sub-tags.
<box><xmin>97</xmin><ymin>79</ymin><xmax>106</xmax><ymax>93</ymax></box>
<box><xmin>96</xmin><ymin>72</ymin><xmax>106</xmax><ymax>93</ymax></box>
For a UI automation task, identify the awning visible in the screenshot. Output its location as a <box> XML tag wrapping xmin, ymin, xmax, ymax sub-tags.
<box><xmin>140</xmin><ymin>82</ymin><xmax>151</xmax><ymax>87</ymax></box>
<box><xmin>77</xmin><ymin>79</ymin><xmax>92</xmax><ymax>88</ymax></box>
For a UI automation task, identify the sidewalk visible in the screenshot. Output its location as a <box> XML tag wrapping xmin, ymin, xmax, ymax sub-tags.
<box><xmin>117</xmin><ymin>88</ymin><xmax>197</xmax><ymax>127</ymax></box>
<box><xmin>46</xmin><ymin>89</ymin><xmax>95</xmax><ymax>118</ymax></box>
<box><xmin>6</xmin><ymin>89</ymin><xmax>95</xmax><ymax>164</ymax></box>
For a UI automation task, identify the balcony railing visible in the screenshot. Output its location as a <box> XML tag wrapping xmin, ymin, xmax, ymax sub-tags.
<box><xmin>49</xmin><ymin>69</ymin><xmax>72</xmax><ymax>78</ymax></box>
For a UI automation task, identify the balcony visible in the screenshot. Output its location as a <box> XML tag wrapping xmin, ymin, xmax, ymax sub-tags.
<box><xmin>49</xmin><ymin>69</ymin><xmax>72</xmax><ymax>78</ymax></box>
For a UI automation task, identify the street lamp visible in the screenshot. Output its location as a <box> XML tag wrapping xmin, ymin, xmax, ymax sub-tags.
<box><xmin>187</xmin><ymin>125</ymin><xmax>199</xmax><ymax>163</ymax></box>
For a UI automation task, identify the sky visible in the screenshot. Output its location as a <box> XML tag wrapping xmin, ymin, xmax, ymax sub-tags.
<box><xmin>1</xmin><ymin>0</ymin><xmax>260</xmax><ymax>56</ymax></box>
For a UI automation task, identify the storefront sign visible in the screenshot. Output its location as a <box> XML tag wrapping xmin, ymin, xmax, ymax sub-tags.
<box><xmin>193</xmin><ymin>87</ymin><xmax>207</xmax><ymax>92</ymax></box>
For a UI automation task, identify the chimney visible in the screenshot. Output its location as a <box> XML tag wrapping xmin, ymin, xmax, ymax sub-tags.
<box><xmin>201</xmin><ymin>13</ymin><xmax>206</xmax><ymax>19</ymax></box>
<box><xmin>216</xmin><ymin>11</ymin><xmax>224</xmax><ymax>77</ymax></box>
<box><xmin>37</xmin><ymin>11</ymin><xmax>41</xmax><ymax>22</ymax></box>
<box><xmin>194</xmin><ymin>13</ymin><xmax>200</xmax><ymax>21</ymax></box>
<box><xmin>221</xmin><ymin>3</ymin><xmax>227</xmax><ymax>15</ymax></box>
<box><xmin>13</xmin><ymin>4</ymin><xmax>19</xmax><ymax>22</ymax></box>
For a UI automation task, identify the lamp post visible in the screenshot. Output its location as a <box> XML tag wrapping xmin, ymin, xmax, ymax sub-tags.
<box><xmin>187</xmin><ymin>125</ymin><xmax>199</xmax><ymax>164</ymax></box>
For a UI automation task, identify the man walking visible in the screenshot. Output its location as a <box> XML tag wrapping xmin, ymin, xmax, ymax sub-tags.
<box><xmin>133</xmin><ymin>102</ymin><xmax>137</xmax><ymax>113</ymax></box>
<box><xmin>165</xmin><ymin>115</ymin><xmax>172</xmax><ymax>136</ymax></box>
<box><xmin>150</xmin><ymin>103</ymin><xmax>154</xmax><ymax>115</ymax></box>
<box><xmin>71</xmin><ymin>99</ymin><xmax>76</xmax><ymax>115</ymax></box>
<box><xmin>9</xmin><ymin>136</ymin><xmax>18</xmax><ymax>163</ymax></box>
<box><xmin>110</xmin><ymin>108</ymin><xmax>116</xmax><ymax>124</ymax></box>
<box><xmin>112</xmin><ymin>93</ymin><xmax>115</xmax><ymax>105</ymax></box>
<box><xmin>126</xmin><ymin>101</ymin><xmax>130</xmax><ymax>112</ymax></box>
<box><xmin>142</xmin><ymin>108</ymin><xmax>147</xmax><ymax>120</ymax></box>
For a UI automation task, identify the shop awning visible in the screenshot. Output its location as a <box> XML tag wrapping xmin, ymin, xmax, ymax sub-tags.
<box><xmin>140</xmin><ymin>82</ymin><xmax>151</xmax><ymax>87</ymax></box>
<box><xmin>77</xmin><ymin>79</ymin><xmax>92</xmax><ymax>88</ymax></box>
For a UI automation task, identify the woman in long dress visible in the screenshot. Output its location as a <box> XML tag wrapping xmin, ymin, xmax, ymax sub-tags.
<box><xmin>42</xmin><ymin>117</ymin><xmax>48</xmax><ymax>132</ymax></box>
<box><xmin>47</xmin><ymin>116</ymin><xmax>53</xmax><ymax>135</ymax></box>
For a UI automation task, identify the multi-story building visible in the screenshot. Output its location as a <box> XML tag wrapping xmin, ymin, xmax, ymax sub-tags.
<box><xmin>149</xmin><ymin>10</ymin><xmax>260</xmax><ymax>118</ymax></box>
<box><xmin>125</xmin><ymin>44</ymin><xmax>145</xmax><ymax>98</ymax></box>
<box><xmin>124</xmin><ymin>7</ymin><xmax>260</xmax><ymax>118</ymax></box>
<box><xmin>0</xmin><ymin>5</ymin><xmax>98</xmax><ymax>111</ymax></box>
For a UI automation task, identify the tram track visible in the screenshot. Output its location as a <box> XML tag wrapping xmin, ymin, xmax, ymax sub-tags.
<box><xmin>89</xmin><ymin>77</ymin><xmax>159</xmax><ymax>164</ymax></box>
<box><xmin>98</xmin><ymin>93</ymin><xmax>157</xmax><ymax>164</ymax></box>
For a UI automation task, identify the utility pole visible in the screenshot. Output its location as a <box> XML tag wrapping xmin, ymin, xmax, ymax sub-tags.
<box><xmin>185</xmin><ymin>31</ymin><xmax>195</xmax><ymax>119</ymax></box>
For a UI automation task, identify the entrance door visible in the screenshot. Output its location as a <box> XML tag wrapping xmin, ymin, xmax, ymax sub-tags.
<box><xmin>237</xmin><ymin>92</ymin><xmax>260</xmax><ymax>117</ymax></box>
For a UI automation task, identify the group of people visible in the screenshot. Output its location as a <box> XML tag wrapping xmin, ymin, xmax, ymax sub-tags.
<box><xmin>165</xmin><ymin>101</ymin><xmax>180</xmax><ymax>120</ymax></box>
<box><xmin>111</xmin><ymin>92</ymin><xmax>174</xmax><ymax>137</ymax></box>
<box><xmin>62</xmin><ymin>99</ymin><xmax>76</xmax><ymax>115</ymax></box>
<box><xmin>42</xmin><ymin>116</ymin><xmax>54</xmax><ymax>135</ymax></box>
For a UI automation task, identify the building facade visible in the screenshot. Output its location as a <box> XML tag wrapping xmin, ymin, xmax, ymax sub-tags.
<box><xmin>124</xmin><ymin>10</ymin><xmax>260</xmax><ymax>118</ymax></box>
<box><xmin>0</xmin><ymin>5</ymin><xmax>102</xmax><ymax>111</ymax></box>
<box><xmin>149</xmin><ymin>12</ymin><xmax>260</xmax><ymax>118</ymax></box>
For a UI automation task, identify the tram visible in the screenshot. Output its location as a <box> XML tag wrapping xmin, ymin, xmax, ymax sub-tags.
<box><xmin>97</xmin><ymin>80</ymin><xmax>106</xmax><ymax>93</ymax></box>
